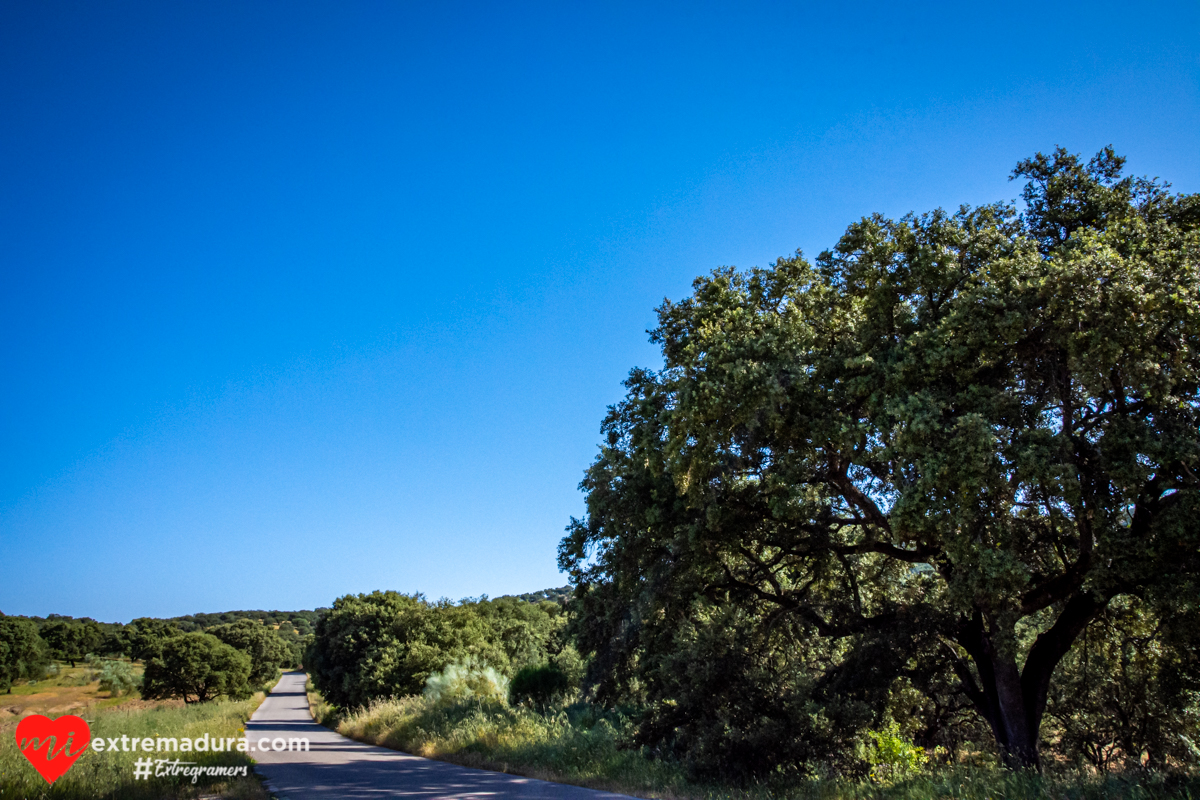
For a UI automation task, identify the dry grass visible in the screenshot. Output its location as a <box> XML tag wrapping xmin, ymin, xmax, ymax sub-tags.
<box><xmin>318</xmin><ymin>690</ymin><xmax>1200</xmax><ymax>800</ymax></box>
<box><xmin>328</xmin><ymin>694</ymin><xmax>688</xmax><ymax>798</ymax></box>
<box><xmin>0</xmin><ymin>663</ymin><xmax>153</xmax><ymax>735</ymax></box>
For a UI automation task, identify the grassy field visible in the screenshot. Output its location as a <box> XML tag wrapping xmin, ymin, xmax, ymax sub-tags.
<box><xmin>1</xmin><ymin>663</ymin><xmax>146</xmax><ymax>720</ymax></box>
<box><xmin>311</xmin><ymin>684</ymin><xmax>1200</xmax><ymax>800</ymax></box>
<box><xmin>1</xmin><ymin>668</ymin><xmax>268</xmax><ymax>800</ymax></box>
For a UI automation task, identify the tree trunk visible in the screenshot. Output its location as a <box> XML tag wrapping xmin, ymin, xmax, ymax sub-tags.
<box><xmin>956</xmin><ymin>617</ymin><xmax>1041</xmax><ymax>770</ymax></box>
<box><xmin>956</xmin><ymin>593</ymin><xmax>1103</xmax><ymax>770</ymax></box>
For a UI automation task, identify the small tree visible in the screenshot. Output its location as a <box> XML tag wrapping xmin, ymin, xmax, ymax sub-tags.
<box><xmin>0</xmin><ymin>617</ymin><xmax>50</xmax><ymax>693</ymax></box>
<box><xmin>141</xmin><ymin>633</ymin><xmax>251</xmax><ymax>704</ymax></box>
<box><xmin>208</xmin><ymin>619</ymin><xmax>291</xmax><ymax>688</ymax></box>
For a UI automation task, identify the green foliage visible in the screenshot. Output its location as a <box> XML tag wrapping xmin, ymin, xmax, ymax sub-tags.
<box><xmin>859</xmin><ymin>722</ymin><xmax>929</xmax><ymax>785</ymax></box>
<box><xmin>1045</xmin><ymin>594</ymin><xmax>1200</xmax><ymax>770</ymax></box>
<box><xmin>425</xmin><ymin>658</ymin><xmax>510</xmax><ymax>706</ymax></box>
<box><xmin>306</xmin><ymin>590</ymin><xmax>569</xmax><ymax>709</ymax></box>
<box><xmin>39</xmin><ymin>620</ymin><xmax>102</xmax><ymax>667</ymax></box>
<box><xmin>509</xmin><ymin>662</ymin><xmax>574</xmax><ymax>707</ymax></box>
<box><xmin>141</xmin><ymin>632</ymin><xmax>252</xmax><ymax>703</ymax></box>
<box><xmin>474</xmin><ymin>595</ymin><xmax>568</xmax><ymax>671</ymax></box>
<box><xmin>559</xmin><ymin>147</ymin><xmax>1200</xmax><ymax>776</ymax></box>
<box><xmin>0</xmin><ymin>616</ymin><xmax>50</xmax><ymax>692</ymax></box>
<box><xmin>631</xmin><ymin>600</ymin><xmax>872</xmax><ymax>782</ymax></box>
<box><xmin>168</xmin><ymin>608</ymin><xmax>323</xmax><ymax>632</ymax></box>
<box><xmin>8</xmin><ymin>608</ymin><xmax>319</xmax><ymax>672</ymax></box>
<box><xmin>126</xmin><ymin>617</ymin><xmax>180</xmax><ymax>662</ymax></box>
<box><xmin>88</xmin><ymin>654</ymin><xmax>139</xmax><ymax>696</ymax></box>
<box><xmin>208</xmin><ymin>618</ymin><xmax>292</xmax><ymax>688</ymax></box>
<box><xmin>503</xmin><ymin>586</ymin><xmax>572</xmax><ymax>605</ymax></box>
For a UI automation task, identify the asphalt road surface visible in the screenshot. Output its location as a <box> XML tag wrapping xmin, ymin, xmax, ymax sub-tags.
<box><xmin>246</xmin><ymin>671</ymin><xmax>633</xmax><ymax>800</ymax></box>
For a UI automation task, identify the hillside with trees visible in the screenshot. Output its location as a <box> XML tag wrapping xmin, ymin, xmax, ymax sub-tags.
<box><xmin>0</xmin><ymin>606</ymin><xmax>322</xmax><ymax>698</ymax></box>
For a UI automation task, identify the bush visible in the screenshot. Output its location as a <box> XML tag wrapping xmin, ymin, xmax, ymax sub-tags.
<box><xmin>509</xmin><ymin>663</ymin><xmax>573</xmax><ymax>707</ymax></box>
<box><xmin>89</xmin><ymin>655</ymin><xmax>139</xmax><ymax>696</ymax></box>
<box><xmin>860</xmin><ymin>721</ymin><xmax>929</xmax><ymax>785</ymax></box>
<box><xmin>424</xmin><ymin>659</ymin><xmax>509</xmax><ymax>707</ymax></box>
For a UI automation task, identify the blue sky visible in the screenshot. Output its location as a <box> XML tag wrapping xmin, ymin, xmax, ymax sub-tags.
<box><xmin>2</xmin><ymin>1</ymin><xmax>1197</xmax><ymax>622</ymax></box>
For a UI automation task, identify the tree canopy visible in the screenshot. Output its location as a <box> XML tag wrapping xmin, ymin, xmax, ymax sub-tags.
<box><xmin>209</xmin><ymin>619</ymin><xmax>292</xmax><ymax>688</ymax></box>
<box><xmin>40</xmin><ymin>620</ymin><xmax>102</xmax><ymax>667</ymax></box>
<box><xmin>306</xmin><ymin>591</ymin><xmax>569</xmax><ymax>709</ymax></box>
<box><xmin>126</xmin><ymin>617</ymin><xmax>181</xmax><ymax>662</ymax></box>
<box><xmin>0</xmin><ymin>617</ymin><xmax>50</xmax><ymax>693</ymax></box>
<box><xmin>141</xmin><ymin>632</ymin><xmax>252</xmax><ymax>704</ymax></box>
<box><xmin>560</xmin><ymin>148</ymin><xmax>1200</xmax><ymax>773</ymax></box>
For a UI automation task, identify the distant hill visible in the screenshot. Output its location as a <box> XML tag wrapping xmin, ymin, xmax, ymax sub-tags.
<box><xmin>501</xmin><ymin>586</ymin><xmax>572</xmax><ymax>605</ymax></box>
<box><xmin>10</xmin><ymin>591</ymin><xmax>569</xmax><ymax>631</ymax></box>
<box><xmin>168</xmin><ymin>609</ymin><xmax>326</xmax><ymax>634</ymax></box>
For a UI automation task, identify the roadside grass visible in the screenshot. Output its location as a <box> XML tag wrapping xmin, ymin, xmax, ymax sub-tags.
<box><xmin>315</xmin><ymin>687</ymin><xmax>1200</xmax><ymax>800</ymax></box>
<box><xmin>333</xmin><ymin>693</ymin><xmax>687</xmax><ymax>796</ymax></box>
<box><xmin>304</xmin><ymin>676</ymin><xmax>335</xmax><ymax>726</ymax></box>
<box><xmin>0</xmin><ymin>693</ymin><xmax>269</xmax><ymax>800</ymax></box>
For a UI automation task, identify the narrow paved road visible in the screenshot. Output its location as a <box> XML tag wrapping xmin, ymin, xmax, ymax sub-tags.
<box><xmin>245</xmin><ymin>672</ymin><xmax>633</xmax><ymax>800</ymax></box>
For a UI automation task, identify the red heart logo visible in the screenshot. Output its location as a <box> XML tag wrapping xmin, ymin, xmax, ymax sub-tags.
<box><xmin>15</xmin><ymin>714</ymin><xmax>91</xmax><ymax>784</ymax></box>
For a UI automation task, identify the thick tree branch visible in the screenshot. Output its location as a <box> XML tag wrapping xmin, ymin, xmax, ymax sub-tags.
<box><xmin>1019</xmin><ymin>590</ymin><xmax>1105</xmax><ymax>744</ymax></box>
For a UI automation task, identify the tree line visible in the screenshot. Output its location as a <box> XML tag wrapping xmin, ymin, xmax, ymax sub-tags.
<box><xmin>305</xmin><ymin>592</ymin><xmax>580</xmax><ymax>710</ymax></box>
<box><xmin>0</xmin><ymin>608</ymin><xmax>319</xmax><ymax>702</ymax></box>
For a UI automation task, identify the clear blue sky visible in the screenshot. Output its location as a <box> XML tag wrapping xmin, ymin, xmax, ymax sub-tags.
<box><xmin>2</xmin><ymin>1</ymin><xmax>1197</xmax><ymax>622</ymax></box>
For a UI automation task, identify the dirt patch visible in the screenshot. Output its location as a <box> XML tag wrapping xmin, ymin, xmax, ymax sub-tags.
<box><xmin>0</xmin><ymin>665</ymin><xmax>174</xmax><ymax>733</ymax></box>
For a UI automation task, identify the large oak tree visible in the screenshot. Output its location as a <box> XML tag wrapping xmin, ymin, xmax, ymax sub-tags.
<box><xmin>561</xmin><ymin>148</ymin><xmax>1200</xmax><ymax>770</ymax></box>
<box><xmin>141</xmin><ymin>632</ymin><xmax>252</xmax><ymax>704</ymax></box>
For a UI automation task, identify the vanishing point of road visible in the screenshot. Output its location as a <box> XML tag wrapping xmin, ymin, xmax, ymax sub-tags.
<box><xmin>245</xmin><ymin>671</ymin><xmax>634</xmax><ymax>800</ymax></box>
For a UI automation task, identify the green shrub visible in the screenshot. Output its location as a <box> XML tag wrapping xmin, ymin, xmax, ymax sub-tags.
<box><xmin>424</xmin><ymin>659</ymin><xmax>509</xmax><ymax>707</ymax></box>
<box><xmin>859</xmin><ymin>721</ymin><xmax>929</xmax><ymax>785</ymax></box>
<box><xmin>509</xmin><ymin>663</ymin><xmax>572</xmax><ymax>707</ymax></box>
<box><xmin>92</xmin><ymin>657</ymin><xmax>139</xmax><ymax>696</ymax></box>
